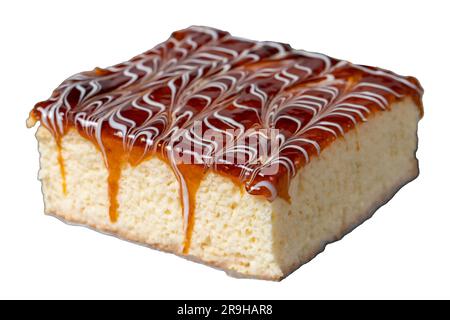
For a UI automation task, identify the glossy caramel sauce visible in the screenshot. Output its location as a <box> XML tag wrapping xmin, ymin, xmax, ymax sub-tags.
<box><xmin>30</xmin><ymin>26</ymin><xmax>423</xmax><ymax>253</ymax></box>
<box><xmin>178</xmin><ymin>164</ymin><xmax>207</xmax><ymax>254</ymax></box>
<box><xmin>101</xmin><ymin>134</ymin><xmax>125</xmax><ymax>223</ymax></box>
<box><xmin>55</xmin><ymin>137</ymin><xmax>67</xmax><ymax>195</ymax></box>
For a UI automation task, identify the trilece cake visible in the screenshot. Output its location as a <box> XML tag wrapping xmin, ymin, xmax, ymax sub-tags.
<box><xmin>28</xmin><ymin>26</ymin><xmax>423</xmax><ymax>280</ymax></box>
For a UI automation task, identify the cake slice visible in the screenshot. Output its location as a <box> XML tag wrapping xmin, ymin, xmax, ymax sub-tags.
<box><xmin>28</xmin><ymin>26</ymin><xmax>423</xmax><ymax>280</ymax></box>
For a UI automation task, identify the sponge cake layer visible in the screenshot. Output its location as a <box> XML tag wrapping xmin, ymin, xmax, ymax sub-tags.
<box><xmin>35</xmin><ymin>97</ymin><xmax>420</xmax><ymax>280</ymax></box>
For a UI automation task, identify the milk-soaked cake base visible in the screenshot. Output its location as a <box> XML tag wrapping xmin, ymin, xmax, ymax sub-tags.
<box><xmin>35</xmin><ymin>98</ymin><xmax>419</xmax><ymax>280</ymax></box>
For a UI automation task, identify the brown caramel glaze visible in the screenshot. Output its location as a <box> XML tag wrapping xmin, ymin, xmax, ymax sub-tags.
<box><xmin>30</xmin><ymin>26</ymin><xmax>423</xmax><ymax>254</ymax></box>
<box><xmin>55</xmin><ymin>137</ymin><xmax>67</xmax><ymax>195</ymax></box>
<box><xmin>101</xmin><ymin>134</ymin><xmax>125</xmax><ymax>223</ymax></box>
<box><xmin>178</xmin><ymin>164</ymin><xmax>207</xmax><ymax>254</ymax></box>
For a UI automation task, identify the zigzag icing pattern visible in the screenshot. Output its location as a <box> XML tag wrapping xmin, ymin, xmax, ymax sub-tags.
<box><xmin>31</xmin><ymin>26</ymin><xmax>423</xmax><ymax>252</ymax></box>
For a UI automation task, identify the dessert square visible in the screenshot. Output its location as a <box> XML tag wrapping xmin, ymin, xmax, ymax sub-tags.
<box><xmin>29</xmin><ymin>26</ymin><xmax>423</xmax><ymax>280</ymax></box>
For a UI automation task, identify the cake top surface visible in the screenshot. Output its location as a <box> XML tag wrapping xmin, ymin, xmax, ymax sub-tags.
<box><xmin>31</xmin><ymin>26</ymin><xmax>423</xmax><ymax>202</ymax></box>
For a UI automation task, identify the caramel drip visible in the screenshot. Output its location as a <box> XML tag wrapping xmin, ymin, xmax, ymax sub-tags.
<box><xmin>275</xmin><ymin>173</ymin><xmax>291</xmax><ymax>203</ymax></box>
<box><xmin>106</xmin><ymin>159</ymin><xmax>122</xmax><ymax>223</ymax></box>
<box><xmin>178</xmin><ymin>164</ymin><xmax>207</xmax><ymax>254</ymax></box>
<box><xmin>102</xmin><ymin>135</ymin><xmax>125</xmax><ymax>223</ymax></box>
<box><xmin>55</xmin><ymin>137</ymin><xmax>67</xmax><ymax>196</ymax></box>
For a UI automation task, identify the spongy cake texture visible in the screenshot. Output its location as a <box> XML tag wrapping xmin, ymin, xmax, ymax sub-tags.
<box><xmin>36</xmin><ymin>98</ymin><xmax>420</xmax><ymax>280</ymax></box>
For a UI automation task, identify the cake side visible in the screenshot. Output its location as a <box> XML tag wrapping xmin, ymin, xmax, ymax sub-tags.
<box><xmin>270</xmin><ymin>97</ymin><xmax>419</xmax><ymax>277</ymax></box>
<box><xmin>36</xmin><ymin>97</ymin><xmax>420</xmax><ymax>280</ymax></box>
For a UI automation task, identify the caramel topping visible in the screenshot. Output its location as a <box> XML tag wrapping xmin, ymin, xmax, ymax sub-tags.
<box><xmin>55</xmin><ymin>137</ymin><xmax>67</xmax><ymax>196</ymax></box>
<box><xmin>30</xmin><ymin>26</ymin><xmax>423</xmax><ymax>254</ymax></box>
<box><xmin>177</xmin><ymin>164</ymin><xmax>207</xmax><ymax>253</ymax></box>
<box><xmin>102</xmin><ymin>135</ymin><xmax>125</xmax><ymax>223</ymax></box>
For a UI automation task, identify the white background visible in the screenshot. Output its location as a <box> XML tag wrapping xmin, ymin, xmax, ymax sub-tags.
<box><xmin>1</xmin><ymin>0</ymin><xmax>449</xmax><ymax>299</ymax></box>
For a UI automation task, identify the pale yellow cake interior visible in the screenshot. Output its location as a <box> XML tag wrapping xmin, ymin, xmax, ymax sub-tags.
<box><xmin>35</xmin><ymin>98</ymin><xmax>420</xmax><ymax>280</ymax></box>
